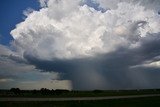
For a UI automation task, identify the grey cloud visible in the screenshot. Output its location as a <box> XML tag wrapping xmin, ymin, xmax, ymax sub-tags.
<box><xmin>98</xmin><ymin>0</ymin><xmax>160</xmax><ymax>11</ymax></box>
<box><xmin>0</xmin><ymin>45</ymin><xmax>71</xmax><ymax>90</ymax></box>
<box><xmin>8</xmin><ymin>55</ymin><xmax>28</xmax><ymax>64</ymax></box>
<box><xmin>24</xmin><ymin>33</ymin><xmax>160</xmax><ymax>90</ymax></box>
<box><xmin>4</xmin><ymin>0</ymin><xmax>160</xmax><ymax>90</ymax></box>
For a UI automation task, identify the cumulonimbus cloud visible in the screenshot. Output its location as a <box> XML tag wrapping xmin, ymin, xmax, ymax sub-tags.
<box><xmin>8</xmin><ymin>0</ymin><xmax>160</xmax><ymax>89</ymax></box>
<box><xmin>11</xmin><ymin>0</ymin><xmax>160</xmax><ymax>60</ymax></box>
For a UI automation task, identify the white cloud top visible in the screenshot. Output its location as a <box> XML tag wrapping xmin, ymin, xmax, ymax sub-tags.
<box><xmin>10</xmin><ymin>0</ymin><xmax>160</xmax><ymax>60</ymax></box>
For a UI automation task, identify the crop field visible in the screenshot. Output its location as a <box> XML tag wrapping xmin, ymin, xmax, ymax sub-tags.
<box><xmin>0</xmin><ymin>89</ymin><xmax>160</xmax><ymax>107</ymax></box>
<box><xmin>1</xmin><ymin>96</ymin><xmax>160</xmax><ymax>107</ymax></box>
<box><xmin>0</xmin><ymin>89</ymin><xmax>160</xmax><ymax>98</ymax></box>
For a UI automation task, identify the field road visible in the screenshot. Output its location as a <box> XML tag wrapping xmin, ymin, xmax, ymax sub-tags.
<box><xmin>0</xmin><ymin>94</ymin><xmax>160</xmax><ymax>101</ymax></box>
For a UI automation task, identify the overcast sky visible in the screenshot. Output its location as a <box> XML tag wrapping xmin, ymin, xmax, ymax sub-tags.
<box><xmin>0</xmin><ymin>0</ymin><xmax>160</xmax><ymax>90</ymax></box>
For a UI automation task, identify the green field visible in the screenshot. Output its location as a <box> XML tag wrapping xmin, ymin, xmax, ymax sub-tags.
<box><xmin>1</xmin><ymin>89</ymin><xmax>160</xmax><ymax>107</ymax></box>
<box><xmin>1</xmin><ymin>96</ymin><xmax>160</xmax><ymax>107</ymax></box>
<box><xmin>1</xmin><ymin>89</ymin><xmax>160</xmax><ymax>98</ymax></box>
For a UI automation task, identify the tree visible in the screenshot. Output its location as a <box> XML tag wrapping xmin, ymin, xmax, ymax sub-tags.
<box><xmin>10</xmin><ymin>88</ymin><xmax>21</xmax><ymax>95</ymax></box>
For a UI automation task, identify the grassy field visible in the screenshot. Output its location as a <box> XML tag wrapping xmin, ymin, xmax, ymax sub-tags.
<box><xmin>1</xmin><ymin>96</ymin><xmax>160</xmax><ymax>107</ymax></box>
<box><xmin>1</xmin><ymin>89</ymin><xmax>160</xmax><ymax>107</ymax></box>
<box><xmin>1</xmin><ymin>89</ymin><xmax>160</xmax><ymax>98</ymax></box>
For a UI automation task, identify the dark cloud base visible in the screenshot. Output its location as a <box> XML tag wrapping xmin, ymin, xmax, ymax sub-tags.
<box><xmin>24</xmin><ymin>33</ymin><xmax>160</xmax><ymax>90</ymax></box>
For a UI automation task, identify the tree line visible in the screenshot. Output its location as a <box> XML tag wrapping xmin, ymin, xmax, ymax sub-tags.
<box><xmin>10</xmin><ymin>88</ymin><xmax>70</xmax><ymax>95</ymax></box>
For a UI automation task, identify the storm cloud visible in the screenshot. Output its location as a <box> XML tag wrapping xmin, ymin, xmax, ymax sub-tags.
<box><xmin>0</xmin><ymin>0</ymin><xmax>160</xmax><ymax>90</ymax></box>
<box><xmin>24</xmin><ymin>33</ymin><xmax>160</xmax><ymax>89</ymax></box>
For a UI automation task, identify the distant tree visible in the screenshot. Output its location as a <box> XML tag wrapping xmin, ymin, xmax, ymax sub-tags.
<box><xmin>10</xmin><ymin>88</ymin><xmax>21</xmax><ymax>95</ymax></box>
<box><xmin>55</xmin><ymin>89</ymin><xmax>70</xmax><ymax>95</ymax></box>
<box><xmin>32</xmin><ymin>89</ymin><xmax>38</xmax><ymax>94</ymax></box>
<box><xmin>40</xmin><ymin>88</ymin><xmax>50</xmax><ymax>95</ymax></box>
<box><xmin>51</xmin><ymin>89</ymin><xmax>55</xmax><ymax>95</ymax></box>
<box><xmin>93</xmin><ymin>90</ymin><xmax>103</xmax><ymax>93</ymax></box>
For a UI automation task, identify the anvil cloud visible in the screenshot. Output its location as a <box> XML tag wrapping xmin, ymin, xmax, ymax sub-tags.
<box><xmin>0</xmin><ymin>0</ymin><xmax>160</xmax><ymax>90</ymax></box>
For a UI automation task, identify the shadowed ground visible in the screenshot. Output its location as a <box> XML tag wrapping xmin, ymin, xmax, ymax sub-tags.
<box><xmin>1</xmin><ymin>96</ymin><xmax>160</xmax><ymax>107</ymax></box>
<box><xmin>0</xmin><ymin>94</ymin><xmax>160</xmax><ymax>101</ymax></box>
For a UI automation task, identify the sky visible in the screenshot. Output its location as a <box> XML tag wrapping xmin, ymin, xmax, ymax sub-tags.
<box><xmin>0</xmin><ymin>0</ymin><xmax>160</xmax><ymax>90</ymax></box>
<box><xmin>0</xmin><ymin>0</ymin><xmax>40</xmax><ymax>45</ymax></box>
